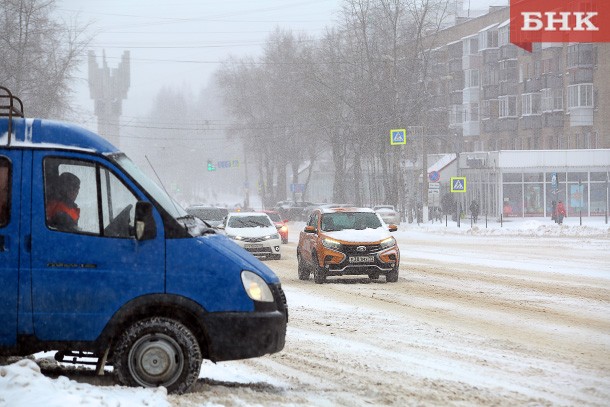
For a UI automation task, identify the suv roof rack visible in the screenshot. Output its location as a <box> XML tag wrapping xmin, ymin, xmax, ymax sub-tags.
<box><xmin>0</xmin><ymin>86</ymin><xmax>25</xmax><ymax>146</ymax></box>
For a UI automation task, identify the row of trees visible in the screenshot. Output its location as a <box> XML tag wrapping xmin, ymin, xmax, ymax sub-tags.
<box><xmin>0</xmin><ymin>0</ymin><xmax>90</xmax><ymax>118</ymax></box>
<box><xmin>217</xmin><ymin>0</ymin><xmax>454</xmax><ymax>209</ymax></box>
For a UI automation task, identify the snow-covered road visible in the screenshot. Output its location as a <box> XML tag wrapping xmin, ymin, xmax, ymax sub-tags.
<box><xmin>2</xmin><ymin>219</ymin><xmax>609</xmax><ymax>406</ymax></box>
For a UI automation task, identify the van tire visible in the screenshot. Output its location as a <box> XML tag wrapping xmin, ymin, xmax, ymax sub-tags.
<box><xmin>114</xmin><ymin>317</ymin><xmax>202</xmax><ymax>394</ymax></box>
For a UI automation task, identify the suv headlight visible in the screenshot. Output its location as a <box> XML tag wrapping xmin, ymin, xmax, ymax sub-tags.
<box><xmin>380</xmin><ymin>237</ymin><xmax>396</xmax><ymax>250</ymax></box>
<box><xmin>322</xmin><ymin>237</ymin><xmax>341</xmax><ymax>250</ymax></box>
<box><xmin>241</xmin><ymin>271</ymin><xmax>274</xmax><ymax>302</ymax></box>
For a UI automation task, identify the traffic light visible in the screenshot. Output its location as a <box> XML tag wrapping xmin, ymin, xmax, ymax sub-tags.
<box><xmin>207</xmin><ymin>160</ymin><xmax>216</xmax><ymax>171</ymax></box>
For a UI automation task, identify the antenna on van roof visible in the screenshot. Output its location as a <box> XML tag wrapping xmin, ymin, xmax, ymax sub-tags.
<box><xmin>145</xmin><ymin>155</ymin><xmax>182</xmax><ymax>217</ymax></box>
<box><xmin>0</xmin><ymin>86</ymin><xmax>25</xmax><ymax>146</ymax></box>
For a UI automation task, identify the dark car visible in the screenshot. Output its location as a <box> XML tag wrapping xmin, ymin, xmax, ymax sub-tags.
<box><xmin>186</xmin><ymin>205</ymin><xmax>229</xmax><ymax>228</ymax></box>
<box><xmin>273</xmin><ymin>200</ymin><xmax>314</xmax><ymax>221</ymax></box>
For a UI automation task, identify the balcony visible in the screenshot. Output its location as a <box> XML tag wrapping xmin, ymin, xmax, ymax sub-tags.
<box><xmin>523</xmin><ymin>78</ymin><xmax>542</xmax><ymax>93</ymax></box>
<box><xmin>482</xmin><ymin>84</ymin><xmax>499</xmax><ymax>99</ymax></box>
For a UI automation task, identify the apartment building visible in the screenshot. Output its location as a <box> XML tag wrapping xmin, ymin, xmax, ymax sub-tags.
<box><xmin>425</xmin><ymin>6</ymin><xmax>610</xmax><ymax>153</ymax></box>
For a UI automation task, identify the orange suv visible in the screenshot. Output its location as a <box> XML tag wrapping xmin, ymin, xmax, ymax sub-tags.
<box><xmin>297</xmin><ymin>207</ymin><xmax>400</xmax><ymax>284</ymax></box>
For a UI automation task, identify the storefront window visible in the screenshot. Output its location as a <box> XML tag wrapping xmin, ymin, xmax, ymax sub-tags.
<box><xmin>567</xmin><ymin>182</ymin><xmax>587</xmax><ymax>216</ymax></box>
<box><xmin>503</xmin><ymin>184</ymin><xmax>522</xmax><ymax>217</ymax></box>
<box><xmin>590</xmin><ymin>181</ymin><xmax>608</xmax><ymax>215</ymax></box>
<box><xmin>524</xmin><ymin>172</ymin><xmax>543</xmax><ymax>182</ymax></box>
<box><xmin>503</xmin><ymin>173</ymin><xmax>522</xmax><ymax>182</ymax></box>
<box><xmin>524</xmin><ymin>183</ymin><xmax>544</xmax><ymax>215</ymax></box>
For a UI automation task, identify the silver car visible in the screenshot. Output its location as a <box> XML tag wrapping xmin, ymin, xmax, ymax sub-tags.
<box><xmin>373</xmin><ymin>205</ymin><xmax>400</xmax><ymax>225</ymax></box>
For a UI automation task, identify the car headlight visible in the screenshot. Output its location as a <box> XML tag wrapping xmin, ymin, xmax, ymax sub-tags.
<box><xmin>322</xmin><ymin>237</ymin><xmax>341</xmax><ymax>250</ymax></box>
<box><xmin>241</xmin><ymin>270</ymin><xmax>274</xmax><ymax>302</ymax></box>
<box><xmin>268</xmin><ymin>233</ymin><xmax>280</xmax><ymax>240</ymax></box>
<box><xmin>380</xmin><ymin>237</ymin><xmax>396</xmax><ymax>250</ymax></box>
<box><xmin>227</xmin><ymin>234</ymin><xmax>243</xmax><ymax>240</ymax></box>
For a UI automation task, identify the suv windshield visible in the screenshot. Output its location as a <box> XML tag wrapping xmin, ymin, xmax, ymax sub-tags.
<box><xmin>321</xmin><ymin>212</ymin><xmax>382</xmax><ymax>231</ymax></box>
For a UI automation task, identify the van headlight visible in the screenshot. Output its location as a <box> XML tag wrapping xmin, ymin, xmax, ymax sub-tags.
<box><xmin>241</xmin><ymin>271</ymin><xmax>274</xmax><ymax>302</ymax></box>
<box><xmin>380</xmin><ymin>237</ymin><xmax>396</xmax><ymax>250</ymax></box>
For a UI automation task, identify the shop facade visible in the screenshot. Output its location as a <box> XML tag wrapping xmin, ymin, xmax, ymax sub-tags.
<box><xmin>457</xmin><ymin>149</ymin><xmax>610</xmax><ymax>218</ymax></box>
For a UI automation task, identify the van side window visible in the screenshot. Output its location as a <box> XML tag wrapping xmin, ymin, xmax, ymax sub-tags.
<box><xmin>45</xmin><ymin>158</ymin><xmax>99</xmax><ymax>234</ymax></box>
<box><xmin>99</xmin><ymin>166</ymin><xmax>138</xmax><ymax>238</ymax></box>
<box><xmin>0</xmin><ymin>157</ymin><xmax>10</xmax><ymax>227</ymax></box>
<box><xmin>44</xmin><ymin>157</ymin><xmax>138</xmax><ymax>237</ymax></box>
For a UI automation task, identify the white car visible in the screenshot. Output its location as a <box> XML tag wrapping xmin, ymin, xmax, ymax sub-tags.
<box><xmin>373</xmin><ymin>205</ymin><xmax>401</xmax><ymax>225</ymax></box>
<box><xmin>222</xmin><ymin>212</ymin><xmax>282</xmax><ymax>260</ymax></box>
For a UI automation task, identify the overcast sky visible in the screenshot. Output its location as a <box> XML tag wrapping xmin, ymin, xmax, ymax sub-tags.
<box><xmin>57</xmin><ymin>0</ymin><xmax>508</xmax><ymax>122</ymax></box>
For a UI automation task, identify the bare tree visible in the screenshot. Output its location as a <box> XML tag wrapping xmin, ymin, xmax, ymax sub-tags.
<box><xmin>0</xmin><ymin>0</ymin><xmax>90</xmax><ymax>118</ymax></box>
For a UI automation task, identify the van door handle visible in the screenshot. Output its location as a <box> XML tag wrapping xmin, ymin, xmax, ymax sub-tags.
<box><xmin>0</xmin><ymin>235</ymin><xmax>5</xmax><ymax>251</ymax></box>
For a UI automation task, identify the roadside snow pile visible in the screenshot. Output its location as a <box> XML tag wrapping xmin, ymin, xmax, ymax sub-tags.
<box><xmin>404</xmin><ymin>218</ymin><xmax>609</xmax><ymax>238</ymax></box>
<box><xmin>0</xmin><ymin>359</ymin><xmax>171</xmax><ymax>407</ymax></box>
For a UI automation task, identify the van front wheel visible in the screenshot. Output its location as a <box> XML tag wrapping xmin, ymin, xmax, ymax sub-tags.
<box><xmin>114</xmin><ymin>317</ymin><xmax>202</xmax><ymax>394</ymax></box>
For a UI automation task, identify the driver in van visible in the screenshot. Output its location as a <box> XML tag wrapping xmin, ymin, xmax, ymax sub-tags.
<box><xmin>46</xmin><ymin>172</ymin><xmax>81</xmax><ymax>231</ymax></box>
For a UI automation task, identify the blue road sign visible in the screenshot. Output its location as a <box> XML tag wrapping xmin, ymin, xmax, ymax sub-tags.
<box><xmin>429</xmin><ymin>171</ymin><xmax>440</xmax><ymax>182</ymax></box>
<box><xmin>450</xmin><ymin>177</ymin><xmax>467</xmax><ymax>192</ymax></box>
<box><xmin>390</xmin><ymin>129</ymin><xmax>406</xmax><ymax>145</ymax></box>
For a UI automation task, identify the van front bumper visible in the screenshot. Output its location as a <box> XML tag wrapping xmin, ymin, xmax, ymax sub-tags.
<box><xmin>202</xmin><ymin>310</ymin><xmax>287</xmax><ymax>361</ymax></box>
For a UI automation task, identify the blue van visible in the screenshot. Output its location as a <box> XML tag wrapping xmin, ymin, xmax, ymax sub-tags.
<box><xmin>0</xmin><ymin>87</ymin><xmax>287</xmax><ymax>393</ymax></box>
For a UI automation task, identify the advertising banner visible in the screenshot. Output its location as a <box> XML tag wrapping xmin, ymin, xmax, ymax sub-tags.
<box><xmin>510</xmin><ymin>0</ymin><xmax>610</xmax><ymax>51</ymax></box>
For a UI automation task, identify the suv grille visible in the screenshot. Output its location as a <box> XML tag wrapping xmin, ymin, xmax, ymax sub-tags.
<box><xmin>343</xmin><ymin>244</ymin><xmax>381</xmax><ymax>255</ymax></box>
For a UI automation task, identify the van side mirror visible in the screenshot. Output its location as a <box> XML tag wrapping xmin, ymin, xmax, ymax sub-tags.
<box><xmin>135</xmin><ymin>201</ymin><xmax>156</xmax><ymax>241</ymax></box>
<box><xmin>388</xmin><ymin>224</ymin><xmax>398</xmax><ymax>232</ymax></box>
<box><xmin>304</xmin><ymin>225</ymin><xmax>316</xmax><ymax>233</ymax></box>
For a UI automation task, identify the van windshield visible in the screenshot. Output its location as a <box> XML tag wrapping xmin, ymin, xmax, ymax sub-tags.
<box><xmin>112</xmin><ymin>153</ymin><xmax>187</xmax><ymax>219</ymax></box>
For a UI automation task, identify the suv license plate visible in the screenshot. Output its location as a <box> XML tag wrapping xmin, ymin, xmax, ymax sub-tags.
<box><xmin>245</xmin><ymin>243</ymin><xmax>263</xmax><ymax>248</ymax></box>
<box><xmin>349</xmin><ymin>255</ymin><xmax>374</xmax><ymax>263</ymax></box>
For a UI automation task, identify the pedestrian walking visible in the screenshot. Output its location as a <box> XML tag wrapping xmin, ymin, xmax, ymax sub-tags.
<box><xmin>469</xmin><ymin>199</ymin><xmax>479</xmax><ymax>223</ymax></box>
<box><xmin>555</xmin><ymin>200</ymin><xmax>567</xmax><ymax>224</ymax></box>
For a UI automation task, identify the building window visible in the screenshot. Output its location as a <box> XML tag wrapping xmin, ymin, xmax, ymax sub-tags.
<box><xmin>499</xmin><ymin>95</ymin><xmax>517</xmax><ymax>118</ymax></box>
<box><xmin>521</xmin><ymin>93</ymin><xmax>541</xmax><ymax>116</ymax></box>
<box><xmin>567</xmin><ymin>84</ymin><xmax>593</xmax><ymax>108</ymax></box>
<box><xmin>479</xmin><ymin>28</ymin><xmax>498</xmax><ymax>50</ymax></box>
<box><xmin>464</xmin><ymin>69</ymin><xmax>479</xmax><ymax>88</ymax></box>
<box><xmin>567</xmin><ymin>43</ymin><xmax>595</xmax><ymax>67</ymax></box>
<box><xmin>541</xmin><ymin>88</ymin><xmax>563</xmax><ymax>112</ymax></box>
<box><xmin>463</xmin><ymin>37</ymin><xmax>478</xmax><ymax>55</ymax></box>
<box><xmin>465</xmin><ymin>103</ymin><xmax>479</xmax><ymax>122</ymax></box>
<box><xmin>498</xmin><ymin>24</ymin><xmax>509</xmax><ymax>46</ymax></box>
<box><xmin>449</xmin><ymin>105</ymin><xmax>463</xmax><ymax>125</ymax></box>
<box><xmin>481</xmin><ymin>99</ymin><xmax>499</xmax><ymax>120</ymax></box>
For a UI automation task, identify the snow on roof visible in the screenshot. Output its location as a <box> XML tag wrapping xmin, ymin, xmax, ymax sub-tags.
<box><xmin>478</xmin><ymin>23</ymin><xmax>499</xmax><ymax>32</ymax></box>
<box><xmin>428</xmin><ymin>153</ymin><xmax>457</xmax><ymax>173</ymax></box>
<box><xmin>498</xmin><ymin>19</ymin><xmax>510</xmax><ymax>29</ymax></box>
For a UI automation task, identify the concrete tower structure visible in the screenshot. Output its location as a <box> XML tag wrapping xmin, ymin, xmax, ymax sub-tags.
<box><xmin>88</xmin><ymin>50</ymin><xmax>130</xmax><ymax>148</ymax></box>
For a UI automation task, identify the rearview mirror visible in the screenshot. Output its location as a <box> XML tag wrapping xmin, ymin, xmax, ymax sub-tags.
<box><xmin>304</xmin><ymin>225</ymin><xmax>316</xmax><ymax>233</ymax></box>
<box><xmin>135</xmin><ymin>201</ymin><xmax>156</xmax><ymax>241</ymax></box>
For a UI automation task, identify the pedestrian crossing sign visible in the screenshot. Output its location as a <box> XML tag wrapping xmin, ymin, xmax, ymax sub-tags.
<box><xmin>450</xmin><ymin>177</ymin><xmax>467</xmax><ymax>192</ymax></box>
<box><xmin>390</xmin><ymin>129</ymin><xmax>406</xmax><ymax>145</ymax></box>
